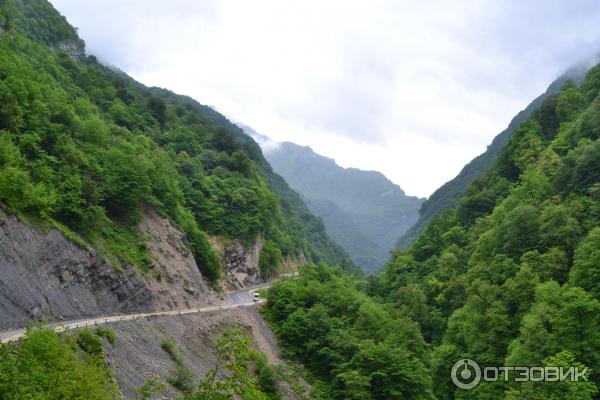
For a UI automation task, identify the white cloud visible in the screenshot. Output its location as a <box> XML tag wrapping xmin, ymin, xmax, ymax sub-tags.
<box><xmin>51</xmin><ymin>0</ymin><xmax>600</xmax><ymax>197</ymax></box>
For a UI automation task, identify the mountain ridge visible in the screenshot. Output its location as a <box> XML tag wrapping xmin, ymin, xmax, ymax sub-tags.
<box><xmin>397</xmin><ymin>66</ymin><xmax>590</xmax><ymax>248</ymax></box>
<box><xmin>247</xmin><ymin>131</ymin><xmax>423</xmax><ymax>272</ymax></box>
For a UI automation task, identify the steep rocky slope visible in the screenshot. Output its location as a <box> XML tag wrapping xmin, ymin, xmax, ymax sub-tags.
<box><xmin>210</xmin><ymin>236</ymin><xmax>264</xmax><ymax>291</ymax></box>
<box><xmin>0</xmin><ymin>207</ymin><xmax>218</xmax><ymax>330</ymax></box>
<box><xmin>103</xmin><ymin>307</ymin><xmax>307</xmax><ymax>399</ymax></box>
<box><xmin>210</xmin><ymin>235</ymin><xmax>306</xmax><ymax>291</ymax></box>
<box><xmin>0</xmin><ymin>202</ymin><xmax>288</xmax><ymax>331</ymax></box>
<box><xmin>137</xmin><ymin>207</ymin><xmax>214</xmax><ymax>308</ymax></box>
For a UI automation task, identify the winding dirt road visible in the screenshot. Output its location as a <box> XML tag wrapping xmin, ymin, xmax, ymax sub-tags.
<box><xmin>0</xmin><ymin>287</ymin><xmax>264</xmax><ymax>344</ymax></box>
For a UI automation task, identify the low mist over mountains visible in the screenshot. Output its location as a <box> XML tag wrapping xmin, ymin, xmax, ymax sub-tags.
<box><xmin>247</xmin><ymin>128</ymin><xmax>423</xmax><ymax>272</ymax></box>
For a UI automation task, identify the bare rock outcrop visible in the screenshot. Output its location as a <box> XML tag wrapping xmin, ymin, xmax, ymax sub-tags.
<box><xmin>0</xmin><ymin>208</ymin><xmax>154</xmax><ymax>330</ymax></box>
<box><xmin>138</xmin><ymin>206</ymin><xmax>214</xmax><ymax>310</ymax></box>
<box><xmin>211</xmin><ymin>236</ymin><xmax>307</xmax><ymax>290</ymax></box>
<box><xmin>0</xmin><ymin>207</ymin><xmax>215</xmax><ymax>330</ymax></box>
<box><xmin>54</xmin><ymin>40</ymin><xmax>84</xmax><ymax>60</ymax></box>
<box><xmin>222</xmin><ymin>237</ymin><xmax>264</xmax><ymax>290</ymax></box>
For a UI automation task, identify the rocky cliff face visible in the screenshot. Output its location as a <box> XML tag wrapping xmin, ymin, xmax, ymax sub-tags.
<box><xmin>138</xmin><ymin>207</ymin><xmax>214</xmax><ymax>309</ymax></box>
<box><xmin>221</xmin><ymin>237</ymin><xmax>264</xmax><ymax>290</ymax></box>
<box><xmin>282</xmin><ymin>251</ymin><xmax>306</xmax><ymax>273</ymax></box>
<box><xmin>0</xmin><ymin>207</ymin><xmax>214</xmax><ymax>330</ymax></box>
<box><xmin>54</xmin><ymin>40</ymin><xmax>84</xmax><ymax>60</ymax></box>
<box><xmin>217</xmin><ymin>237</ymin><xmax>307</xmax><ymax>290</ymax></box>
<box><xmin>0</xmin><ymin>208</ymin><xmax>151</xmax><ymax>330</ymax></box>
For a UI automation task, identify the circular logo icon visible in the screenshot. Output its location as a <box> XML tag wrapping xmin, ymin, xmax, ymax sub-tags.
<box><xmin>451</xmin><ymin>359</ymin><xmax>481</xmax><ymax>390</ymax></box>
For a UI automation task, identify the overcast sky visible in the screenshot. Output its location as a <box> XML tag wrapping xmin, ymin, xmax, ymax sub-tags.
<box><xmin>51</xmin><ymin>0</ymin><xmax>600</xmax><ymax>198</ymax></box>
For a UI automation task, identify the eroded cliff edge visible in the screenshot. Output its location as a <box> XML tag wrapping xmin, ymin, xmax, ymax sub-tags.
<box><xmin>0</xmin><ymin>207</ymin><xmax>216</xmax><ymax>330</ymax></box>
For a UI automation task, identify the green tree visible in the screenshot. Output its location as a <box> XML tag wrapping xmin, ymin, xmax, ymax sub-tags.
<box><xmin>147</xmin><ymin>96</ymin><xmax>167</xmax><ymax>127</ymax></box>
<box><xmin>333</xmin><ymin>339</ymin><xmax>433</xmax><ymax>400</ymax></box>
<box><xmin>497</xmin><ymin>205</ymin><xmax>541</xmax><ymax>260</ymax></box>
<box><xmin>445</xmin><ymin>281</ymin><xmax>513</xmax><ymax>365</ymax></box>
<box><xmin>507</xmin><ymin>282</ymin><xmax>600</xmax><ymax>373</ymax></box>
<box><xmin>556</xmin><ymin>83</ymin><xmax>586</xmax><ymax>123</ymax></box>
<box><xmin>259</xmin><ymin>239</ymin><xmax>283</xmax><ymax>279</ymax></box>
<box><xmin>186</xmin><ymin>329</ymin><xmax>268</xmax><ymax>400</ymax></box>
<box><xmin>569</xmin><ymin>227</ymin><xmax>600</xmax><ymax>300</ymax></box>
<box><xmin>505</xmin><ymin>351</ymin><xmax>597</xmax><ymax>400</ymax></box>
<box><xmin>0</xmin><ymin>325</ymin><xmax>118</xmax><ymax>399</ymax></box>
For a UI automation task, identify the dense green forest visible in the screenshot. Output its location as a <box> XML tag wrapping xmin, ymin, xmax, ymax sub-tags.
<box><xmin>265</xmin><ymin>68</ymin><xmax>600</xmax><ymax>399</ymax></box>
<box><xmin>0</xmin><ymin>325</ymin><xmax>120</xmax><ymax>399</ymax></box>
<box><xmin>0</xmin><ymin>0</ymin><xmax>352</xmax><ymax>282</ymax></box>
<box><xmin>264</xmin><ymin>265</ymin><xmax>433</xmax><ymax>399</ymax></box>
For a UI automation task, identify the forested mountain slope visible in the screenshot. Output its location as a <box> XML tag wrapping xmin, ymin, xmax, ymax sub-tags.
<box><xmin>397</xmin><ymin>67</ymin><xmax>588</xmax><ymax>248</ymax></box>
<box><xmin>379</xmin><ymin>68</ymin><xmax>600</xmax><ymax>398</ymax></box>
<box><xmin>265</xmin><ymin>66</ymin><xmax>600</xmax><ymax>399</ymax></box>
<box><xmin>257</xmin><ymin>138</ymin><xmax>422</xmax><ymax>272</ymax></box>
<box><xmin>0</xmin><ymin>0</ymin><xmax>352</xmax><ymax>285</ymax></box>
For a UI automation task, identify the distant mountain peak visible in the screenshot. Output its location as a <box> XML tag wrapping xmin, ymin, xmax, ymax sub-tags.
<box><xmin>242</xmin><ymin>126</ymin><xmax>423</xmax><ymax>273</ymax></box>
